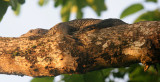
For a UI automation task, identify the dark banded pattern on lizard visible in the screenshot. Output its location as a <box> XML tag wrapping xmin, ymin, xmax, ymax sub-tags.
<box><xmin>47</xmin><ymin>19</ymin><xmax>102</xmax><ymax>35</ymax></box>
<box><xmin>47</xmin><ymin>18</ymin><xmax>127</xmax><ymax>36</ymax></box>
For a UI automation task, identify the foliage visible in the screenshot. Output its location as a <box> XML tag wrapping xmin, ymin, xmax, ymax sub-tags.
<box><xmin>31</xmin><ymin>77</ymin><xmax>54</xmax><ymax>82</ymax></box>
<box><xmin>120</xmin><ymin>3</ymin><xmax>144</xmax><ymax>19</ymax></box>
<box><xmin>120</xmin><ymin>0</ymin><xmax>160</xmax><ymax>23</ymax></box>
<box><xmin>32</xmin><ymin>68</ymin><xmax>112</xmax><ymax>82</ymax></box>
<box><xmin>30</xmin><ymin>64</ymin><xmax>160</xmax><ymax>82</ymax></box>
<box><xmin>38</xmin><ymin>0</ymin><xmax>49</xmax><ymax>6</ymax></box>
<box><xmin>0</xmin><ymin>0</ymin><xmax>106</xmax><ymax>22</ymax></box>
<box><xmin>146</xmin><ymin>0</ymin><xmax>157</xmax><ymax>2</ymax></box>
<box><xmin>129</xmin><ymin>64</ymin><xmax>160</xmax><ymax>82</ymax></box>
<box><xmin>54</xmin><ymin>0</ymin><xmax>107</xmax><ymax>21</ymax></box>
<box><xmin>0</xmin><ymin>0</ymin><xmax>24</xmax><ymax>22</ymax></box>
<box><xmin>134</xmin><ymin>9</ymin><xmax>160</xmax><ymax>22</ymax></box>
<box><xmin>31</xmin><ymin>69</ymin><xmax>112</xmax><ymax>82</ymax></box>
<box><xmin>0</xmin><ymin>0</ymin><xmax>160</xmax><ymax>82</ymax></box>
<box><xmin>0</xmin><ymin>0</ymin><xmax>8</xmax><ymax>21</ymax></box>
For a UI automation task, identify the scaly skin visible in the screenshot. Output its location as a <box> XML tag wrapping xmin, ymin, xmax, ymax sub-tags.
<box><xmin>20</xmin><ymin>19</ymin><xmax>127</xmax><ymax>39</ymax></box>
<box><xmin>47</xmin><ymin>19</ymin><xmax>102</xmax><ymax>35</ymax></box>
<box><xmin>47</xmin><ymin>18</ymin><xmax>127</xmax><ymax>36</ymax></box>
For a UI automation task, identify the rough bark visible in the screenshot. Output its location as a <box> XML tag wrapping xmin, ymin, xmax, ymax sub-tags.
<box><xmin>0</xmin><ymin>21</ymin><xmax>160</xmax><ymax>77</ymax></box>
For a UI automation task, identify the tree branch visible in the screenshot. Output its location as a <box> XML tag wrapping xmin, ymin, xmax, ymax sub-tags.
<box><xmin>0</xmin><ymin>21</ymin><xmax>160</xmax><ymax>77</ymax></box>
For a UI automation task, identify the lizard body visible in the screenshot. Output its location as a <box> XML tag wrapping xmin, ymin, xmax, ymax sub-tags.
<box><xmin>21</xmin><ymin>18</ymin><xmax>127</xmax><ymax>38</ymax></box>
<box><xmin>47</xmin><ymin>18</ymin><xmax>127</xmax><ymax>36</ymax></box>
<box><xmin>47</xmin><ymin>19</ymin><xmax>102</xmax><ymax>35</ymax></box>
<box><xmin>79</xmin><ymin>18</ymin><xmax>127</xmax><ymax>33</ymax></box>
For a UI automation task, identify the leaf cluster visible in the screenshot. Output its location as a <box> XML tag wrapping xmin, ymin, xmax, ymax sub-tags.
<box><xmin>120</xmin><ymin>0</ymin><xmax>160</xmax><ymax>22</ymax></box>
<box><xmin>30</xmin><ymin>64</ymin><xmax>160</xmax><ymax>82</ymax></box>
<box><xmin>0</xmin><ymin>0</ymin><xmax>25</xmax><ymax>21</ymax></box>
<box><xmin>53</xmin><ymin>0</ymin><xmax>106</xmax><ymax>21</ymax></box>
<box><xmin>0</xmin><ymin>0</ymin><xmax>107</xmax><ymax>22</ymax></box>
<box><xmin>31</xmin><ymin>68</ymin><xmax>112</xmax><ymax>82</ymax></box>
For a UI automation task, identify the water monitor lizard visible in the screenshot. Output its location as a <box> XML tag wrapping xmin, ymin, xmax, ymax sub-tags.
<box><xmin>20</xmin><ymin>18</ymin><xmax>127</xmax><ymax>38</ymax></box>
<box><xmin>47</xmin><ymin>18</ymin><xmax>127</xmax><ymax>35</ymax></box>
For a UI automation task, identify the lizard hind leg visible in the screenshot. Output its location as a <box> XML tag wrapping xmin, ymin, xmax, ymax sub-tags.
<box><xmin>144</xmin><ymin>64</ymin><xmax>150</xmax><ymax>72</ymax></box>
<box><xmin>55</xmin><ymin>23</ymin><xmax>78</xmax><ymax>36</ymax></box>
<box><xmin>47</xmin><ymin>23</ymin><xmax>71</xmax><ymax>36</ymax></box>
<box><xmin>144</xmin><ymin>64</ymin><xmax>159</xmax><ymax>73</ymax></box>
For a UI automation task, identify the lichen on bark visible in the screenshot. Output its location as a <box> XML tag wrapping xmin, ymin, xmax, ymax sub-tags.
<box><xmin>0</xmin><ymin>21</ymin><xmax>160</xmax><ymax>77</ymax></box>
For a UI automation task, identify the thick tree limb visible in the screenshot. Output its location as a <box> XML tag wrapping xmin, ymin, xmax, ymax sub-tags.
<box><xmin>0</xmin><ymin>21</ymin><xmax>160</xmax><ymax>77</ymax></box>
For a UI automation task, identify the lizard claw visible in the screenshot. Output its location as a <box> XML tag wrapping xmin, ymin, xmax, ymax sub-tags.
<box><xmin>144</xmin><ymin>64</ymin><xmax>159</xmax><ymax>73</ymax></box>
<box><xmin>144</xmin><ymin>64</ymin><xmax>150</xmax><ymax>72</ymax></box>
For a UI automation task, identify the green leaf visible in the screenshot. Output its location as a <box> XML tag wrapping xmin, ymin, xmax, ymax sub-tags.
<box><xmin>54</xmin><ymin>0</ymin><xmax>67</xmax><ymax>7</ymax></box>
<box><xmin>54</xmin><ymin>0</ymin><xmax>60</xmax><ymax>7</ymax></box>
<box><xmin>61</xmin><ymin>69</ymin><xmax>112</xmax><ymax>82</ymax></box>
<box><xmin>75</xmin><ymin>0</ymin><xmax>87</xmax><ymax>19</ymax></box>
<box><xmin>127</xmin><ymin>64</ymin><xmax>141</xmax><ymax>73</ymax></box>
<box><xmin>76</xmin><ymin>8</ymin><xmax>83</xmax><ymax>19</ymax></box>
<box><xmin>0</xmin><ymin>0</ymin><xmax>9</xmax><ymax>22</ymax></box>
<box><xmin>14</xmin><ymin>3</ymin><xmax>20</xmax><ymax>15</ymax></box>
<box><xmin>62</xmin><ymin>74</ymin><xmax>84</xmax><ymax>82</ymax></box>
<box><xmin>31</xmin><ymin>77</ymin><xmax>54</xmax><ymax>82</ymax></box>
<box><xmin>129</xmin><ymin>65</ymin><xmax>159</xmax><ymax>82</ymax></box>
<box><xmin>112</xmin><ymin>72</ymin><xmax>125</xmax><ymax>78</ymax></box>
<box><xmin>60</xmin><ymin>1</ymin><xmax>72</xmax><ymax>22</ymax></box>
<box><xmin>101</xmin><ymin>68</ymin><xmax>112</xmax><ymax>78</ymax></box>
<box><xmin>83</xmin><ymin>70</ymin><xmax>105</xmax><ymax>82</ymax></box>
<box><xmin>38</xmin><ymin>0</ymin><xmax>44</xmax><ymax>6</ymax></box>
<box><xmin>38</xmin><ymin>0</ymin><xmax>49</xmax><ymax>6</ymax></box>
<box><xmin>86</xmin><ymin>0</ymin><xmax>107</xmax><ymax>16</ymax></box>
<box><xmin>17</xmin><ymin>0</ymin><xmax>25</xmax><ymax>4</ymax></box>
<box><xmin>75</xmin><ymin>0</ymin><xmax>87</xmax><ymax>9</ymax></box>
<box><xmin>145</xmin><ymin>0</ymin><xmax>157</xmax><ymax>3</ymax></box>
<box><xmin>112</xmin><ymin>68</ymin><xmax>127</xmax><ymax>78</ymax></box>
<box><xmin>9</xmin><ymin>0</ymin><xmax>18</xmax><ymax>10</ymax></box>
<box><xmin>120</xmin><ymin>3</ymin><xmax>144</xmax><ymax>19</ymax></box>
<box><xmin>54</xmin><ymin>0</ymin><xmax>106</xmax><ymax>21</ymax></box>
<box><xmin>134</xmin><ymin>9</ymin><xmax>160</xmax><ymax>22</ymax></box>
<box><xmin>54</xmin><ymin>0</ymin><xmax>66</xmax><ymax>7</ymax></box>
